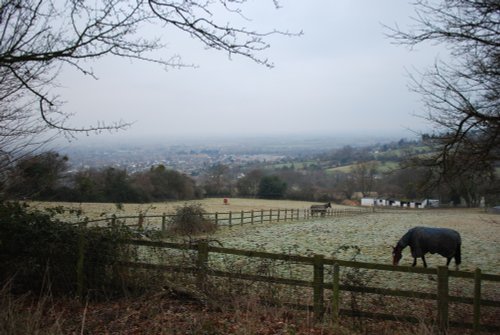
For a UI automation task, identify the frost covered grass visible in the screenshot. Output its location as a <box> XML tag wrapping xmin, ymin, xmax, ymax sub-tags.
<box><xmin>25</xmin><ymin>200</ymin><xmax>500</xmax><ymax>299</ymax></box>
<box><xmin>209</xmin><ymin>209</ymin><xmax>499</xmax><ymax>300</ymax></box>
<box><xmin>27</xmin><ymin>198</ymin><xmax>332</xmax><ymax>223</ymax></box>
<box><xmin>213</xmin><ymin>209</ymin><xmax>499</xmax><ymax>272</ymax></box>
<box><xmin>28</xmin><ymin>198</ymin><xmax>329</xmax><ymax>217</ymax></box>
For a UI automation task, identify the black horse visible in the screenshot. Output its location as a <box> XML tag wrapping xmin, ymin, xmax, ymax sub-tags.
<box><xmin>310</xmin><ymin>202</ymin><xmax>331</xmax><ymax>217</ymax></box>
<box><xmin>392</xmin><ymin>226</ymin><xmax>462</xmax><ymax>270</ymax></box>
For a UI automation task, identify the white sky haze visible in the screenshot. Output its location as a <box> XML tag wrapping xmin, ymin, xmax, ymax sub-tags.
<box><xmin>57</xmin><ymin>1</ymin><xmax>444</xmax><ymax>143</ymax></box>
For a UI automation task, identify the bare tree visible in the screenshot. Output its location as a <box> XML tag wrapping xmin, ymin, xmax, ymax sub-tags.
<box><xmin>350</xmin><ymin>161</ymin><xmax>379</xmax><ymax>197</ymax></box>
<box><xmin>386</xmin><ymin>0</ymin><xmax>499</xmax><ymax>178</ymax></box>
<box><xmin>0</xmin><ymin>0</ymin><xmax>296</xmax><ymax>182</ymax></box>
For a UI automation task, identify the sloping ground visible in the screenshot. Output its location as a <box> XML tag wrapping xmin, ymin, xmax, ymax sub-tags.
<box><xmin>208</xmin><ymin>209</ymin><xmax>499</xmax><ymax>304</ymax></box>
<box><xmin>28</xmin><ymin>198</ymin><xmax>337</xmax><ymax>221</ymax></box>
<box><xmin>212</xmin><ymin>209</ymin><xmax>499</xmax><ymax>273</ymax></box>
<box><xmin>10</xmin><ymin>204</ymin><xmax>498</xmax><ymax>333</ymax></box>
<box><xmin>186</xmin><ymin>209</ymin><xmax>498</xmax><ymax>331</ymax></box>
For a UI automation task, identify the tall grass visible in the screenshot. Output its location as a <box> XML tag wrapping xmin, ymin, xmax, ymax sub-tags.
<box><xmin>0</xmin><ymin>280</ymin><xmax>65</xmax><ymax>335</ymax></box>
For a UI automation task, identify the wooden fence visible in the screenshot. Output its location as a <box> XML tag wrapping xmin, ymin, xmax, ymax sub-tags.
<box><xmin>118</xmin><ymin>240</ymin><xmax>500</xmax><ymax>334</ymax></box>
<box><xmin>83</xmin><ymin>207</ymin><xmax>370</xmax><ymax>230</ymax></box>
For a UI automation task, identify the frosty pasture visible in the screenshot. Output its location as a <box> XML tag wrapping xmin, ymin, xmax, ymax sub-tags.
<box><xmin>213</xmin><ymin>209</ymin><xmax>498</xmax><ymax>273</ymax></box>
<box><xmin>209</xmin><ymin>209</ymin><xmax>499</xmax><ymax>301</ymax></box>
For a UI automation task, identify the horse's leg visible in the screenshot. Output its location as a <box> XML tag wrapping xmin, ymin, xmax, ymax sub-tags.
<box><xmin>412</xmin><ymin>258</ymin><xmax>417</xmax><ymax>267</ymax></box>
<box><xmin>446</xmin><ymin>257</ymin><xmax>452</xmax><ymax>267</ymax></box>
<box><xmin>421</xmin><ymin>256</ymin><xmax>427</xmax><ymax>268</ymax></box>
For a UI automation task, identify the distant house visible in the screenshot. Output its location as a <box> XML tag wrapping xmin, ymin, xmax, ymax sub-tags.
<box><xmin>361</xmin><ymin>198</ymin><xmax>375</xmax><ymax>206</ymax></box>
<box><xmin>353</xmin><ymin>192</ymin><xmax>378</xmax><ymax>200</ymax></box>
<box><xmin>387</xmin><ymin>199</ymin><xmax>401</xmax><ymax>207</ymax></box>
<box><xmin>361</xmin><ymin>197</ymin><xmax>439</xmax><ymax>208</ymax></box>
<box><xmin>422</xmin><ymin>199</ymin><xmax>440</xmax><ymax>208</ymax></box>
<box><xmin>361</xmin><ymin>198</ymin><xmax>387</xmax><ymax>207</ymax></box>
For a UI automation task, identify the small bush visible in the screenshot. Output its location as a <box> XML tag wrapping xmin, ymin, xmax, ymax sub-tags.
<box><xmin>168</xmin><ymin>203</ymin><xmax>217</xmax><ymax>236</ymax></box>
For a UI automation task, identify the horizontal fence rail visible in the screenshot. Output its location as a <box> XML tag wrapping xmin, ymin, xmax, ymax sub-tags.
<box><xmin>81</xmin><ymin>207</ymin><xmax>371</xmax><ymax>230</ymax></box>
<box><xmin>117</xmin><ymin>239</ymin><xmax>500</xmax><ymax>333</ymax></box>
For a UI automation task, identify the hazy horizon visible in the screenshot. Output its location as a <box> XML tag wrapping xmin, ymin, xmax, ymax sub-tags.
<box><xmin>54</xmin><ymin>1</ymin><xmax>443</xmax><ymax>145</ymax></box>
<box><xmin>53</xmin><ymin>129</ymin><xmax>419</xmax><ymax>150</ymax></box>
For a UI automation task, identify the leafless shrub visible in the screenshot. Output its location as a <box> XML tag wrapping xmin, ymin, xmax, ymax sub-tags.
<box><xmin>168</xmin><ymin>203</ymin><xmax>217</xmax><ymax>236</ymax></box>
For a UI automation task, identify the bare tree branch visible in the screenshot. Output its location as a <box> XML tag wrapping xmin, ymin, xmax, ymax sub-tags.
<box><xmin>387</xmin><ymin>0</ymin><xmax>499</xmax><ymax>176</ymax></box>
<box><xmin>0</xmin><ymin>0</ymin><xmax>298</xmax><ymax>182</ymax></box>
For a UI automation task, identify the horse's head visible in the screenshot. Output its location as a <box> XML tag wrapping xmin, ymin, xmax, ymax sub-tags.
<box><xmin>392</xmin><ymin>245</ymin><xmax>402</xmax><ymax>266</ymax></box>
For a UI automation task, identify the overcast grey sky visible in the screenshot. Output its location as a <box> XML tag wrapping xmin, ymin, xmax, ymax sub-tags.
<box><xmin>57</xmin><ymin>1</ymin><xmax>444</xmax><ymax>143</ymax></box>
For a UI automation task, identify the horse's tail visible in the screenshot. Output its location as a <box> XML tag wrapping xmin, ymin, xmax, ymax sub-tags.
<box><xmin>455</xmin><ymin>243</ymin><xmax>462</xmax><ymax>266</ymax></box>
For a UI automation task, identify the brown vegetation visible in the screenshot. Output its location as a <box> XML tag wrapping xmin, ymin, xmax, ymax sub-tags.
<box><xmin>0</xmin><ymin>282</ymin><xmax>457</xmax><ymax>335</ymax></box>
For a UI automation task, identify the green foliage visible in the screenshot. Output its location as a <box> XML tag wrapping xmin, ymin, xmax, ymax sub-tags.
<box><xmin>0</xmin><ymin>202</ymin><xmax>136</xmax><ymax>296</ymax></box>
<box><xmin>168</xmin><ymin>203</ymin><xmax>217</xmax><ymax>236</ymax></box>
<box><xmin>258</xmin><ymin>175</ymin><xmax>287</xmax><ymax>199</ymax></box>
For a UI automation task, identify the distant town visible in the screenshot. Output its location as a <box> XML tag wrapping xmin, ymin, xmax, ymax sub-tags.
<box><xmin>57</xmin><ymin>134</ymin><xmax>405</xmax><ymax>175</ymax></box>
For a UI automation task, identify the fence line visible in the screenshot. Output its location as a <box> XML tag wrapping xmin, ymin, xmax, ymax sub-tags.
<box><xmin>118</xmin><ymin>239</ymin><xmax>500</xmax><ymax>334</ymax></box>
<box><xmin>83</xmin><ymin>207</ymin><xmax>371</xmax><ymax>230</ymax></box>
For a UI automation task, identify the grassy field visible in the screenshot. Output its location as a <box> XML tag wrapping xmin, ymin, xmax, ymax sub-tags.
<box><xmin>28</xmin><ymin>198</ymin><xmax>338</xmax><ymax>221</ymax></box>
<box><xmin>211</xmin><ymin>208</ymin><xmax>499</xmax><ymax>272</ymax></box>
<box><xmin>325</xmin><ymin>161</ymin><xmax>400</xmax><ymax>174</ymax></box>
<box><xmin>201</xmin><ymin>208</ymin><xmax>499</xmax><ymax>301</ymax></box>
<box><xmin>27</xmin><ymin>199</ymin><xmax>500</xmax><ymax>327</ymax></box>
<box><xmin>29</xmin><ymin>200</ymin><xmax>499</xmax><ymax>276</ymax></box>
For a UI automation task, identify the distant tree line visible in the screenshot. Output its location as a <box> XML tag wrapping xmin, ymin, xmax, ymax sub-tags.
<box><xmin>1</xmin><ymin>152</ymin><xmax>203</xmax><ymax>203</ymax></box>
<box><xmin>1</xmin><ymin>145</ymin><xmax>498</xmax><ymax>207</ymax></box>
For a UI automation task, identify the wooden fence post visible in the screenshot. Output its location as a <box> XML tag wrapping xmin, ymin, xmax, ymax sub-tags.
<box><xmin>437</xmin><ymin>266</ymin><xmax>449</xmax><ymax>333</ymax></box>
<box><xmin>331</xmin><ymin>263</ymin><xmax>340</xmax><ymax>325</ymax></box>
<box><xmin>228</xmin><ymin>211</ymin><xmax>232</xmax><ymax>228</ymax></box>
<box><xmin>241</xmin><ymin>210</ymin><xmax>244</xmax><ymax>225</ymax></box>
<box><xmin>313</xmin><ymin>254</ymin><xmax>325</xmax><ymax>321</ymax></box>
<box><xmin>76</xmin><ymin>221</ymin><xmax>87</xmax><ymax>301</ymax></box>
<box><xmin>161</xmin><ymin>213</ymin><xmax>166</xmax><ymax>233</ymax></box>
<box><xmin>270</xmin><ymin>209</ymin><xmax>273</xmax><ymax>223</ymax></box>
<box><xmin>473</xmin><ymin>268</ymin><xmax>482</xmax><ymax>334</ymax></box>
<box><xmin>261</xmin><ymin>209</ymin><xmax>264</xmax><ymax>223</ymax></box>
<box><xmin>196</xmin><ymin>241</ymin><xmax>209</xmax><ymax>291</ymax></box>
<box><xmin>215</xmin><ymin>212</ymin><xmax>219</xmax><ymax>226</ymax></box>
<box><xmin>251</xmin><ymin>210</ymin><xmax>254</xmax><ymax>224</ymax></box>
<box><xmin>138</xmin><ymin>213</ymin><xmax>144</xmax><ymax>229</ymax></box>
<box><xmin>277</xmin><ymin>209</ymin><xmax>281</xmax><ymax>222</ymax></box>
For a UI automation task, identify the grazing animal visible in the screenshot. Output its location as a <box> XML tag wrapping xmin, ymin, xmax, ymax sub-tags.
<box><xmin>392</xmin><ymin>226</ymin><xmax>462</xmax><ymax>270</ymax></box>
<box><xmin>310</xmin><ymin>202</ymin><xmax>331</xmax><ymax>217</ymax></box>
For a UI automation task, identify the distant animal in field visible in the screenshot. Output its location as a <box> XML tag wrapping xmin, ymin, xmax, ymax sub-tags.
<box><xmin>310</xmin><ymin>202</ymin><xmax>331</xmax><ymax>217</ymax></box>
<box><xmin>392</xmin><ymin>226</ymin><xmax>462</xmax><ymax>270</ymax></box>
